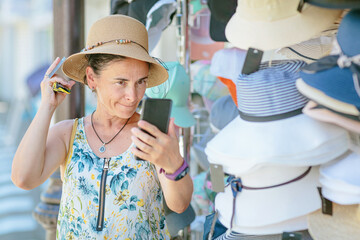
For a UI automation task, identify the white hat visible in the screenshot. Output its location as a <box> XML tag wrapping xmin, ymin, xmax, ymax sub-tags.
<box><xmin>216</xmin><ymin>216</ymin><xmax>308</xmax><ymax>236</ymax></box>
<box><xmin>210</xmin><ymin>47</ymin><xmax>247</xmax><ymax>80</ymax></box>
<box><xmin>215</xmin><ymin>165</ymin><xmax>320</xmax><ymax>233</ymax></box>
<box><xmin>225</xmin><ymin>0</ymin><xmax>342</xmax><ymax>51</ymax></box>
<box><xmin>206</xmin><ymin>114</ymin><xmax>349</xmax><ymax>176</ymax></box>
<box><xmin>319</xmin><ymin>151</ymin><xmax>360</xmax><ymax>205</ymax></box>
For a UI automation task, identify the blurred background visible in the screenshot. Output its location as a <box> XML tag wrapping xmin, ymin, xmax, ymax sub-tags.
<box><xmin>0</xmin><ymin>1</ymin><xmax>113</xmax><ymax>239</ymax></box>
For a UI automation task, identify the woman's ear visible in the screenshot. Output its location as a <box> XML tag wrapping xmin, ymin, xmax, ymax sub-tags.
<box><xmin>86</xmin><ymin>66</ymin><xmax>97</xmax><ymax>90</ymax></box>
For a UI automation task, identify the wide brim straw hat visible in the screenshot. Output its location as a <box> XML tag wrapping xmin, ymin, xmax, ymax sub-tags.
<box><xmin>215</xmin><ymin>165</ymin><xmax>321</xmax><ymax>233</ymax></box>
<box><xmin>308</xmin><ymin>204</ymin><xmax>360</xmax><ymax>240</ymax></box>
<box><xmin>225</xmin><ymin>0</ymin><xmax>342</xmax><ymax>51</ymax></box>
<box><xmin>62</xmin><ymin>14</ymin><xmax>168</xmax><ymax>88</ymax></box>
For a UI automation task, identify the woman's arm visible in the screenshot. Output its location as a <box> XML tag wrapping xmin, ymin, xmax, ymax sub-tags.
<box><xmin>11</xmin><ymin>58</ymin><xmax>75</xmax><ymax>190</ymax></box>
<box><xmin>131</xmin><ymin>118</ymin><xmax>193</xmax><ymax>213</ymax></box>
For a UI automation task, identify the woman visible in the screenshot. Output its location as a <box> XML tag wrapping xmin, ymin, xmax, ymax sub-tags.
<box><xmin>11</xmin><ymin>15</ymin><xmax>193</xmax><ymax>239</ymax></box>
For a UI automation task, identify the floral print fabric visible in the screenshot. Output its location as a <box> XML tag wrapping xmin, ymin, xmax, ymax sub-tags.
<box><xmin>57</xmin><ymin>118</ymin><xmax>170</xmax><ymax>240</ymax></box>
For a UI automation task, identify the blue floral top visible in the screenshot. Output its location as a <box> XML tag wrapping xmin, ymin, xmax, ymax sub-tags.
<box><xmin>57</xmin><ymin>118</ymin><xmax>170</xmax><ymax>240</ymax></box>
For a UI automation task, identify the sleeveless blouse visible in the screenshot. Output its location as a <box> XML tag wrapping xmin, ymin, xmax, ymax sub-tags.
<box><xmin>57</xmin><ymin>118</ymin><xmax>170</xmax><ymax>240</ymax></box>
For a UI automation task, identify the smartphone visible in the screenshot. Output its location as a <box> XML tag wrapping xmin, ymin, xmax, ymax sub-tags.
<box><xmin>241</xmin><ymin>47</ymin><xmax>264</xmax><ymax>75</ymax></box>
<box><xmin>136</xmin><ymin>98</ymin><xmax>172</xmax><ymax>160</ymax></box>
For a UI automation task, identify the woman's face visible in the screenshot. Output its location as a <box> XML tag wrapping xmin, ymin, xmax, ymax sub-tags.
<box><xmin>89</xmin><ymin>57</ymin><xmax>149</xmax><ymax>119</ymax></box>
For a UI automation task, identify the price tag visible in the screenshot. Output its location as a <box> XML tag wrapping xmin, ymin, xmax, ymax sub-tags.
<box><xmin>209</xmin><ymin>164</ymin><xmax>225</xmax><ymax>192</ymax></box>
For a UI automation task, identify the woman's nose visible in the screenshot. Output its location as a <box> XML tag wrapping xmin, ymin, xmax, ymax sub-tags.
<box><xmin>125</xmin><ymin>86</ymin><xmax>137</xmax><ymax>102</ymax></box>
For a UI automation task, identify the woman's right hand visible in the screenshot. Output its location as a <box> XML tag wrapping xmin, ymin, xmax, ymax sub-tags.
<box><xmin>40</xmin><ymin>57</ymin><xmax>75</xmax><ymax>111</ymax></box>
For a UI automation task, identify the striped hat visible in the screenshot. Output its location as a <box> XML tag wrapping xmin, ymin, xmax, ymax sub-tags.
<box><xmin>237</xmin><ymin>60</ymin><xmax>308</xmax><ymax>122</ymax></box>
<box><xmin>205</xmin><ymin>59</ymin><xmax>350</xmax><ymax>175</ymax></box>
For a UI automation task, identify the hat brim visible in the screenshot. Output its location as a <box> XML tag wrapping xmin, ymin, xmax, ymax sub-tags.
<box><xmin>299</xmin><ymin>66</ymin><xmax>360</xmax><ymax>107</ymax></box>
<box><xmin>225</xmin><ymin>4</ymin><xmax>342</xmax><ymax>50</ymax></box>
<box><xmin>296</xmin><ymin>78</ymin><xmax>360</xmax><ymax>116</ymax></box>
<box><xmin>217</xmin><ymin>215</ymin><xmax>308</xmax><ymax>235</ymax></box>
<box><xmin>62</xmin><ymin>42</ymin><xmax>168</xmax><ymax>88</ymax></box>
<box><xmin>171</xmin><ymin>106</ymin><xmax>196</xmax><ymax>128</ymax></box>
<box><xmin>205</xmin><ymin>114</ymin><xmax>349</xmax><ymax>176</ymax></box>
<box><xmin>215</xmin><ymin>166</ymin><xmax>320</xmax><ymax>229</ymax></box>
<box><xmin>308</xmin><ymin>204</ymin><xmax>360</xmax><ymax>240</ymax></box>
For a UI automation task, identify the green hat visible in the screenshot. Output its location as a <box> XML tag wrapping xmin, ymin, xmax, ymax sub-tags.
<box><xmin>145</xmin><ymin>61</ymin><xmax>196</xmax><ymax>128</ymax></box>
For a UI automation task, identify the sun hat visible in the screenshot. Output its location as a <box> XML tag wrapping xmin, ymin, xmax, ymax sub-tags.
<box><xmin>205</xmin><ymin>60</ymin><xmax>350</xmax><ymax>175</ymax></box>
<box><xmin>110</xmin><ymin>0</ymin><xmax>158</xmax><ymax>25</ymax></box>
<box><xmin>299</xmin><ymin>10</ymin><xmax>360</xmax><ymax>107</ymax></box>
<box><xmin>62</xmin><ymin>15</ymin><xmax>168</xmax><ymax>88</ymax></box>
<box><xmin>111</xmin><ymin>0</ymin><xmax>176</xmax><ymax>52</ymax></box>
<box><xmin>145</xmin><ymin>61</ymin><xmax>195</xmax><ymax>128</ymax></box>
<box><xmin>145</xmin><ymin>0</ymin><xmax>176</xmax><ymax>52</ymax></box>
<box><xmin>207</xmin><ymin>0</ymin><xmax>237</xmax><ymax>42</ymax></box>
<box><xmin>209</xmin><ymin>95</ymin><xmax>238</xmax><ymax>133</ymax></box>
<box><xmin>277</xmin><ymin>35</ymin><xmax>335</xmax><ymax>63</ymax></box>
<box><xmin>214</xmin><ymin>229</ymin><xmax>314</xmax><ymax>240</ymax></box>
<box><xmin>308</xmin><ymin>204</ymin><xmax>360</xmax><ymax>240</ymax></box>
<box><xmin>210</xmin><ymin>47</ymin><xmax>247</xmax><ymax>106</ymax></box>
<box><xmin>296</xmin><ymin>78</ymin><xmax>360</xmax><ymax>116</ymax></box>
<box><xmin>225</xmin><ymin>0</ymin><xmax>342</xmax><ymax>51</ymax></box>
<box><xmin>305</xmin><ymin>0</ymin><xmax>360</xmax><ymax>9</ymax></box>
<box><xmin>236</xmin><ymin>60</ymin><xmax>309</xmax><ymax>119</ymax></box>
<box><xmin>190</xmin><ymin>8</ymin><xmax>225</xmax><ymax>60</ymax></box>
<box><xmin>319</xmin><ymin>151</ymin><xmax>360</xmax><ymax>205</ymax></box>
<box><xmin>210</xmin><ymin>47</ymin><xmax>247</xmax><ymax>81</ymax></box>
<box><xmin>303</xmin><ymin>102</ymin><xmax>360</xmax><ymax>135</ymax></box>
<box><xmin>190</xmin><ymin>60</ymin><xmax>229</xmax><ymax>101</ymax></box>
<box><xmin>215</xmin><ymin>165</ymin><xmax>321</xmax><ymax>233</ymax></box>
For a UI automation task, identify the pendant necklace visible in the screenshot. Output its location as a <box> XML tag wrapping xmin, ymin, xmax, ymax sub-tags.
<box><xmin>91</xmin><ymin>111</ymin><xmax>130</xmax><ymax>153</ymax></box>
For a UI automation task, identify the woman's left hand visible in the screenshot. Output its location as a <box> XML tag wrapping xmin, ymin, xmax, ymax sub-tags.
<box><xmin>131</xmin><ymin>118</ymin><xmax>184</xmax><ymax>173</ymax></box>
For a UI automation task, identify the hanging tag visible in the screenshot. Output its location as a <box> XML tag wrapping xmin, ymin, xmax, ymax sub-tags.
<box><xmin>209</xmin><ymin>164</ymin><xmax>225</xmax><ymax>192</ymax></box>
<box><xmin>241</xmin><ymin>48</ymin><xmax>263</xmax><ymax>75</ymax></box>
<box><xmin>282</xmin><ymin>232</ymin><xmax>302</xmax><ymax>240</ymax></box>
<box><xmin>297</xmin><ymin>0</ymin><xmax>305</xmax><ymax>12</ymax></box>
<box><xmin>317</xmin><ymin>187</ymin><xmax>333</xmax><ymax>216</ymax></box>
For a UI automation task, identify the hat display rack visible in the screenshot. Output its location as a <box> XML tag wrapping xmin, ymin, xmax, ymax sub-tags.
<box><xmin>190</xmin><ymin>1</ymin><xmax>360</xmax><ymax>240</ymax></box>
<box><xmin>111</xmin><ymin>1</ymin><xmax>360</xmax><ymax>239</ymax></box>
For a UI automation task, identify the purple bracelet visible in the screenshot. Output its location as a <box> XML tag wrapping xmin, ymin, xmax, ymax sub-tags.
<box><xmin>159</xmin><ymin>160</ymin><xmax>189</xmax><ymax>181</ymax></box>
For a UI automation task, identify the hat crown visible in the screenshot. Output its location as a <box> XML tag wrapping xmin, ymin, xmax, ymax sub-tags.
<box><xmin>86</xmin><ymin>14</ymin><xmax>149</xmax><ymax>52</ymax></box>
<box><xmin>237</xmin><ymin>60</ymin><xmax>308</xmax><ymax>118</ymax></box>
<box><xmin>237</xmin><ymin>0</ymin><xmax>303</xmax><ymax>22</ymax></box>
<box><xmin>337</xmin><ymin>10</ymin><xmax>360</xmax><ymax>57</ymax></box>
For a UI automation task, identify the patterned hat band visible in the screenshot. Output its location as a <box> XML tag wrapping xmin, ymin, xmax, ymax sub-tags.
<box><xmin>81</xmin><ymin>38</ymin><xmax>148</xmax><ymax>53</ymax></box>
<box><xmin>236</xmin><ymin>60</ymin><xmax>308</xmax><ymax>122</ymax></box>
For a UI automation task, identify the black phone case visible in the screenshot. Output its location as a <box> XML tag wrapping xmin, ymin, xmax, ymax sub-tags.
<box><xmin>136</xmin><ymin>98</ymin><xmax>172</xmax><ymax>160</ymax></box>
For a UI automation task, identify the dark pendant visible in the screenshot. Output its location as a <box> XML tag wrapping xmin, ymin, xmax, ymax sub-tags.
<box><xmin>99</xmin><ymin>145</ymin><xmax>106</xmax><ymax>153</ymax></box>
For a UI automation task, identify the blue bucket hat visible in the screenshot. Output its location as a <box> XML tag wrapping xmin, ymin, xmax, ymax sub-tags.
<box><xmin>145</xmin><ymin>62</ymin><xmax>196</xmax><ymax>128</ymax></box>
<box><xmin>299</xmin><ymin>10</ymin><xmax>360</xmax><ymax>108</ymax></box>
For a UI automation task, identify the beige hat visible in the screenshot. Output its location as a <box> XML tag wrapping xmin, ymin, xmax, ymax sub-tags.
<box><xmin>225</xmin><ymin>0</ymin><xmax>342</xmax><ymax>51</ymax></box>
<box><xmin>308</xmin><ymin>204</ymin><xmax>360</xmax><ymax>240</ymax></box>
<box><xmin>62</xmin><ymin>14</ymin><xmax>168</xmax><ymax>88</ymax></box>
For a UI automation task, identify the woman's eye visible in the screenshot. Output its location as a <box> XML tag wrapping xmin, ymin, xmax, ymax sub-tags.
<box><xmin>117</xmin><ymin>80</ymin><xmax>126</xmax><ymax>86</ymax></box>
<box><xmin>138</xmin><ymin>79</ymin><xmax>147</xmax><ymax>85</ymax></box>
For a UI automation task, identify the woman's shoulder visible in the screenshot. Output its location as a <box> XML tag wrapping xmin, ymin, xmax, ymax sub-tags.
<box><xmin>50</xmin><ymin>118</ymin><xmax>82</xmax><ymax>144</ymax></box>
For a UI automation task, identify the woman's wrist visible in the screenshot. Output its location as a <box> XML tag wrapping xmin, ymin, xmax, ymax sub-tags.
<box><xmin>160</xmin><ymin>158</ymin><xmax>189</xmax><ymax>181</ymax></box>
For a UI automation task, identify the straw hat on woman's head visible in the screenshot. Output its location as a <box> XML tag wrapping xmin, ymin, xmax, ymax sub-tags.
<box><xmin>62</xmin><ymin>14</ymin><xmax>168</xmax><ymax>88</ymax></box>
